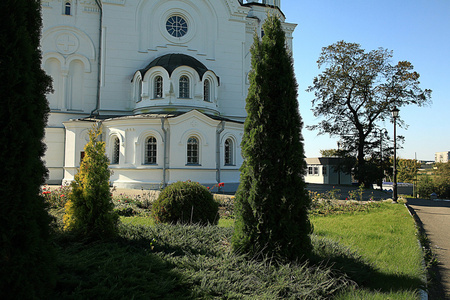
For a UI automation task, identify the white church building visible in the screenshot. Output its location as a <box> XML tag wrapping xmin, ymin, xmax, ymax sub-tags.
<box><xmin>40</xmin><ymin>0</ymin><xmax>295</xmax><ymax>191</ymax></box>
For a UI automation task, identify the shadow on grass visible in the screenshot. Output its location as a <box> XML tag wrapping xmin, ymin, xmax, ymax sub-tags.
<box><xmin>309</xmin><ymin>235</ymin><xmax>424</xmax><ymax>294</ymax></box>
<box><xmin>52</xmin><ymin>233</ymin><xmax>193</xmax><ymax>299</ymax></box>
<box><xmin>51</xmin><ymin>224</ymin><xmax>422</xmax><ymax>299</ymax></box>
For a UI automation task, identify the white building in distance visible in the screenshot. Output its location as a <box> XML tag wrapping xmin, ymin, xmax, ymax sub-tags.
<box><xmin>435</xmin><ymin>151</ymin><xmax>450</xmax><ymax>163</ymax></box>
<box><xmin>40</xmin><ymin>0</ymin><xmax>296</xmax><ymax>191</ymax></box>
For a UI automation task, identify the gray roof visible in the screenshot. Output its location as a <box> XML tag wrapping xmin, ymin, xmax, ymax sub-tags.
<box><xmin>139</xmin><ymin>53</ymin><xmax>209</xmax><ymax>78</ymax></box>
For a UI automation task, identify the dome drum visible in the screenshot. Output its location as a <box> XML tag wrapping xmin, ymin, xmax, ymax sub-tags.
<box><xmin>132</xmin><ymin>54</ymin><xmax>219</xmax><ymax>114</ymax></box>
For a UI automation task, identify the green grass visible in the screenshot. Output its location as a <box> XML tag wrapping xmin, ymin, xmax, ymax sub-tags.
<box><xmin>311</xmin><ymin>202</ymin><xmax>425</xmax><ymax>299</ymax></box>
<box><xmin>120</xmin><ymin>216</ymin><xmax>234</xmax><ymax>228</ymax></box>
<box><xmin>50</xmin><ymin>201</ymin><xmax>424</xmax><ymax>299</ymax></box>
<box><xmin>52</xmin><ymin>224</ymin><xmax>353</xmax><ymax>299</ymax></box>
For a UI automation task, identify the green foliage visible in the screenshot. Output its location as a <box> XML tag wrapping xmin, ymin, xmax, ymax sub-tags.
<box><xmin>232</xmin><ymin>15</ymin><xmax>312</xmax><ymax>261</ymax></box>
<box><xmin>416</xmin><ymin>175</ymin><xmax>435</xmax><ymax>198</ymax></box>
<box><xmin>63</xmin><ymin>125</ymin><xmax>119</xmax><ymax>239</ymax></box>
<box><xmin>417</xmin><ymin>162</ymin><xmax>450</xmax><ymax>199</ymax></box>
<box><xmin>0</xmin><ymin>0</ymin><xmax>56</xmax><ymax>298</ymax></box>
<box><xmin>47</xmin><ymin>209</ymin><xmax>424</xmax><ymax>299</ymax></box>
<box><xmin>42</xmin><ymin>184</ymin><xmax>71</xmax><ymax>208</ymax></box>
<box><xmin>434</xmin><ymin>162</ymin><xmax>450</xmax><ymax>199</ymax></box>
<box><xmin>113</xmin><ymin>194</ymin><xmax>152</xmax><ymax>217</ymax></box>
<box><xmin>394</xmin><ymin>158</ymin><xmax>421</xmax><ymax>184</ymax></box>
<box><xmin>152</xmin><ymin>181</ymin><xmax>219</xmax><ymax>225</ymax></box>
<box><xmin>320</xmin><ymin>149</ymin><xmax>339</xmax><ymax>157</ymax></box>
<box><xmin>307</xmin><ymin>40</ymin><xmax>431</xmax><ymax>185</ymax></box>
<box><xmin>51</xmin><ymin>222</ymin><xmax>355</xmax><ymax>299</ymax></box>
<box><xmin>348</xmin><ymin>184</ymin><xmax>365</xmax><ymax>201</ymax></box>
<box><xmin>311</xmin><ymin>203</ymin><xmax>425</xmax><ymax>297</ymax></box>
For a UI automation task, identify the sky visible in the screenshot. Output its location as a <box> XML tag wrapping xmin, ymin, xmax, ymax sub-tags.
<box><xmin>281</xmin><ymin>0</ymin><xmax>450</xmax><ymax>161</ymax></box>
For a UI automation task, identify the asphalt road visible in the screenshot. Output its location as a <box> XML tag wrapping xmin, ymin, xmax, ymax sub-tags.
<box><xmin>407</xmin><ymin>198</ymin><xmax>450</xmax><ymax>299</ymax></box>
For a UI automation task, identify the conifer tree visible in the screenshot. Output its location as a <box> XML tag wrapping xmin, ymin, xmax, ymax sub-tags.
<box><xmin>0</xmin><ymin>1</ymin><xmax>56</xmax><ymax>298</ymax></box>
<box><xmin>63</xmin><ymin>125</ymin><xmax>119</xmax><ymax>239</ymax></box>
<box><xmin>232</xmin><ymin>15</ymin><xmax>312</xmax><ymax>260</ymax></box>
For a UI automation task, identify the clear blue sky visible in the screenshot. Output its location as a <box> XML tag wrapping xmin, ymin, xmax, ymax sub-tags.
<box><xmin>282</xmin><ymin>0</ymin><xmax>450</xmax><ymax>161</ymax></box>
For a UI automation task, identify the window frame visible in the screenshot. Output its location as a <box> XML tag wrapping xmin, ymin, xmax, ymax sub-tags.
<box><xmin>203</xmin><ymin>79</ymin><xmax>211</xmax><ymax>102</ymax></box>
<box><xmin>144</xmin><ymin>136</ymin><xmax>157</xmax><ymax>165</ymax></box>
<box><xmin>186</xmin><ymin>136</ymin><xmax>199</xmax><ymax>165</ymax></box>
<box><xmin>224</xmin><ymin>138</ymin><xmax>234</xmax><ymax>166</ymax></box>
<box><xmin>166</xmin><ymin>15</ymin><xmax>188</xmax><ymax>38</ymax></box>
<box><xmin>111</xmin><ymin>136</ymin><xmax>120</xmax><ymax>165</ymax></box>
<box><xmin>64</xmin><ymin>2</ymin><xmax>71</xmax><ymax>15</ymax></box>
<box><xmin>153</xmin><ymin>76</ymin><xmax>163</xmax><ymax>99</ymax></box>
<box><xmin>314</xmin><ymin>166</ymin><xmax>319</xmax><ymax>175</ymax></box>
<box><xmin>179</xmin><ymin>75</ymin><xmax>190</xmax><ymax>99</ymax></box>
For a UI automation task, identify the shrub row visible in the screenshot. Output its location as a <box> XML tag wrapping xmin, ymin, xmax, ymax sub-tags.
<box><xmin>44</xmin><ymin>181</ymin><xmax>221</xmax><ymax>226</ymax></box>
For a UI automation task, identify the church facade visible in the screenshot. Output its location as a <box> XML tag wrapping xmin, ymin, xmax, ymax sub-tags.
<box><xmin>40</xmin><ymin>0</ymin><xmax>296</xmax><ymax>190</ymax></box>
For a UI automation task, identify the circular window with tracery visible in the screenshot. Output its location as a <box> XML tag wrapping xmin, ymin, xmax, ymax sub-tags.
<box><xmin>166</xmin><ymin>16</ymin><xmax>188</xmax><ymax>38</ymax></box>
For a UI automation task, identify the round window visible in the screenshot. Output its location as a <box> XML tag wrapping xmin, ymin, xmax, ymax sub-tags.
<box><xmin>166</xmin><ymin>16</ymin><xmax>188</xmax><ymax>38</ymax></box>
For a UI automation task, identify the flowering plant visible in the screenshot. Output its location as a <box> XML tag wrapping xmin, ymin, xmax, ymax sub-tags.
<box><xmin>41</xmin><ymin>184</ymin><xmax>71</xmax><ymax>209</ymax></box>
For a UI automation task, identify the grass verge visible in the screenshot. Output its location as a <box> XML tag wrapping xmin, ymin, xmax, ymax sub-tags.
<box><xmin>49</xmin><ymin>201</ymin><xmax>424</xmax><ymax>299</ymax></box>
<box><xmin>52</xmin><ymin>224</ymin><xmax>354</xmax><ymax>299</ymax></box>
<box><xmin>311</xmin><ymin>202</ymin><xmax>425</xmax><ymax>299</ymax></box>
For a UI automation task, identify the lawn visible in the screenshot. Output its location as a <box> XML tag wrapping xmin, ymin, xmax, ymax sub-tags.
<box><xmin>311</xmin><ymin>202</ymin><xmax>425</xmax><ymax>299</ymax></box>
<box><xmin>49</xmin><ymin>200</ymin><xmax>425</xmax><ymax>299</ymax></box>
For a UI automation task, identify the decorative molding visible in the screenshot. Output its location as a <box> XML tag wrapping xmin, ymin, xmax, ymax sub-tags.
<box><xmin>83</xmin><ymin>6</ymin><xmax>100</xmax><ymax>13</ymax></box>
<box><xmin>224</xmin><ymin>0</ymin><xmax>251</xmax><ymax>21</ymax></box>
<box><xmin>101</xmin><ymin>0</ymin><xmax>125</xmax><ymax>6</ymax></box>
<box><xmin>246</xmin><ymin>18</ymin><xmax>258</xmax><ymax>34</ymax></box>
<box><xmin>41</xmin><ymin>1</ymin><xmax>51</xmax><ymax>8</ymax></box>
<box><xmin>42</xmin><ymin>26</ymin><xmax>97</xmax><ymax>60</ymax></box>
<box><xmin>79</xmin><ymin>0</ymin><xmax>96</xmax><ymax>4</ymax></box>
<box><xmin>55</xmin><ymin>32</ymin><xmax>79</xmax><ymax>55</ymax></box>
<box><xmin>282</xmin><ymin>22</ymin><xmax>297</xmax><ymax>35</ymax></box>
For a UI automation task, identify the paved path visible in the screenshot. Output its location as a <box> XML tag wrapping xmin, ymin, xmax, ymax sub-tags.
<box><xmin>407</xmin><ymin>198</ymin><xmax>450</xmax><ymax>299</ymax></box>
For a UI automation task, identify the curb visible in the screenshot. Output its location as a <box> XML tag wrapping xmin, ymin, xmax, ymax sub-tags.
<box><xmin>405</xmin><ymin>203</ymin><xmax>428</xmax><ymax>300</ymax></box>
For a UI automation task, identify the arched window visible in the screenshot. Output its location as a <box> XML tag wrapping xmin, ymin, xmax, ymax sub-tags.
<box><xmin>145</xmin><ymin>137</ymin><xmax>157</xmax><ymax>164</ymax></box>
<box><xmin>154</xmin><ymin>76</ymin><xmax>163</xmax><ymax>99</ymax></box>
<box><xmin>64</xmin><ymin>2</ymin><xmax>71</xmax><ymax>15</ymax></box>
<box><xmin>225</xmin><ymin>139</ymin><xmax>233</xmax><ymax>165</ymax></box>
<box><xmin>203</xmin><ymin>79</ymin><xmax>211</xmax><ymax>102</ymax></box>
<box><xmin>187</xmin><ymin>137</ymin><xmax>199</xmax><ymax>164</ymax></box>
<box><xmin>179</xmin><ymin>76</ymin><xmax>190</xmax><ymax>99</ymax></box>
<box><xmin>111</xmin><ymin>137</ymin><xmax>120</xmax><ymax>164</ymax></box>
<box><xmin>137</xmin><ymin>79</ymin><xmax>142</xmax><ymax>102</ymax></box>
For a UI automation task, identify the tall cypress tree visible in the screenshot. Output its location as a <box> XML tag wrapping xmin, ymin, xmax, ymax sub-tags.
<box><xmin>232</xmin><ymin>15</ymin><xmax>312</xmax><ymax>260</ymax></box>
<box><xmin>0</xmin><ymin>0</ymin><xmax>56</xmax><ymax>298</ymax></box>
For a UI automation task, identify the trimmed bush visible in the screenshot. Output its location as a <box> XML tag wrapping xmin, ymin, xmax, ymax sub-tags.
<box><xmin>152</xmin><ymin>181</ymin><xmax>219</xmax><ymax>225</ymax></box>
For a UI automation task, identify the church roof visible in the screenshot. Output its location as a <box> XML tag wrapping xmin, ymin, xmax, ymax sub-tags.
<box><xmin>139</xmin><ymin>53</ymin><xmax>209</xmax><ymax>78</ymax></box>
<box><xmin>76</xmin><ymin>111</ymin><xmax>244</xmax><ymax>124</ymax></box>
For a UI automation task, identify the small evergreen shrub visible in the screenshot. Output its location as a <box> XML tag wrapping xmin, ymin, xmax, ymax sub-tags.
<box><xmin>63</xmin><ymin>126</ymin><xmax>119</xmax><ymax>239</ymax></box>
<box><xmin>152</xmin><ymin>181</ymin><xmax>219</xmax><ymax>225</ymax></box>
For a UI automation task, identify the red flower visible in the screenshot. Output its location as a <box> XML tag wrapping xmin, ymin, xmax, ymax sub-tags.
<box><xmin>207</xmin><ymin>187</ymin><xmax>210</xmax><ymax>190</ymax></box>
<box><xmin>219</xmin><ymin>182</ymin><xmax>225</xmax><ymax>187</ymax></box>
<box><xmin>60</xmin><ymin>194</ymin><xmax>65</xmax><ymax>197</ymax></box>
<box><xmin>43</xmin><ymin>191</ymin><xmax>51</xmax><ymax>195</ymax></box>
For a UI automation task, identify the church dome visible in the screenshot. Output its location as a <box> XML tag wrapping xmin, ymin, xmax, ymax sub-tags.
<box><xmin>132</xmin><ymin>53</ymin><xmax>220</xmax><ymax>116</ymax></box>
<box><xmin>138</xmin><ymin>53</ymin><xmax>209</xmax><ymax>78</ymax></box>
